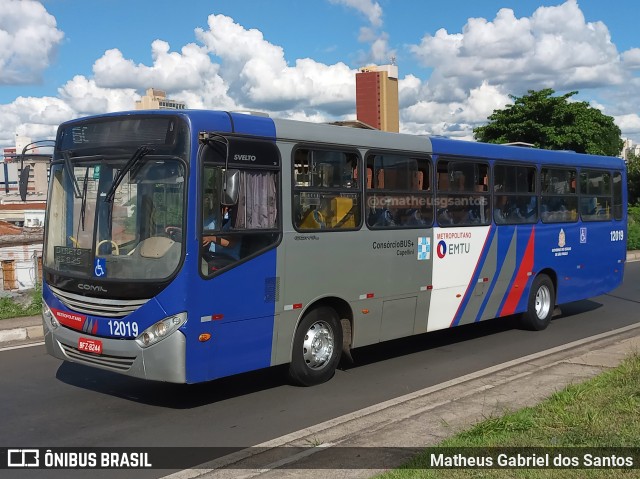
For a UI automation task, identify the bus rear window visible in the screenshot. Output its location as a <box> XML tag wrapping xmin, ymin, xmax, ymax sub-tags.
<box><xmin>580</xmin><ymin>170</ymin><xmax>612</xmax><ymax>221</ymax></box>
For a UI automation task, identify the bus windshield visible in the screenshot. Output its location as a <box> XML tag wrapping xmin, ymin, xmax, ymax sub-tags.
<box><xmin>44</xmin><ymin>116</ymin><xmax>188</xmax><ymax>283</ymax></box>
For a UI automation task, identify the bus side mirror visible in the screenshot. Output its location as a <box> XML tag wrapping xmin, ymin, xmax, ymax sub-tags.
<box><xmin>19</xmin><ymin>165</ymin><xmax>31</xmax><ymax>201</ymax></box>
<box><xmin>221</xmin><ymin>169</ymin><xmax>240</xmax><ymax>205</ymax></box>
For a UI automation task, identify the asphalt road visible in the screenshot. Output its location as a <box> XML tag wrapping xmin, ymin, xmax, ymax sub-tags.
<box><xmin>2</xmin><ymin>262</ymin><xmax>639</xmax><ymax>479</ymax></box>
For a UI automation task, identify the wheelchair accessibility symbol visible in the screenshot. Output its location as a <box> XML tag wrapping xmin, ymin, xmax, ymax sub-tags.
<box><xmin>94</xmin><ymin>258</ymin><xmax>107</xmax><ymax>277</ymax></box>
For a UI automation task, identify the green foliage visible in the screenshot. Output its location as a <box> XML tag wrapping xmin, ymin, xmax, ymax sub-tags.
<box><xmin>0</xmin><ymin>286</ymin><xmax>42</xmax><ymax>320</ymax></box>
<box><xmin>627</xmin><ymin>204</ymin><xmax>640</xmax><ymax>250</ymax></box>
<box><xmin>626</xmin><ymin>152</ymin><xmax>640</xmax><ymax>205</ymax></box>
<box><xmin>378</xmin><ymin>354</ymin><xmax>640</xmax><ymax>479</ymax></box>
<box><xmin>473</xmin><ymin>89</ymin><xmax>623</xmax><ymax>157</ymax></box>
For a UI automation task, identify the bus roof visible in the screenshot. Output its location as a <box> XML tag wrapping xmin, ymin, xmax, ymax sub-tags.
<box><xmin>430</xmin><ymin>136</ymin><xmax>625</xmax><ymax>169</ymax></box>
<box><xmin>58</xmin><ymin>110</ymin><xmax>625</xmax><ymax>170</ymax></box>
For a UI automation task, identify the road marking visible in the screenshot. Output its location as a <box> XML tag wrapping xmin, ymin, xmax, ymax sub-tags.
<box><xmin>0</xmin><ymin>341</ymin><xmax>45</xmax><ymax>352</ymax></box>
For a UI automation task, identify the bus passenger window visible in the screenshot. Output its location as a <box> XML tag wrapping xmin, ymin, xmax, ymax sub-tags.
<box><xmin>492</xmin><ymin>164</ymin><xmax>537</xmax><ymax>224</ymax></box>
<box><xmin>293</xmin><ymin>148</ymin><xmax>361</xmax><ymax>231</ymax></box>
<box><xmin>613</xmin><ymin>172</ymin><xmax>623</xmax><ymax>220</ymax></box>
<box><xmin>541</xmin><ymin>168</ymin><xmax>578</xmax><ymax>223</ymax></box>
<box><xmin>436</xmin><ymin>158</ymin><xmax>489</xmax><ymax>227</ymax></box>
<box><xmin>579</xmin><ymin>170</ymin><xmax>612</xmax><ymax>221</ymax></box>
<box><xmin>365</xmin><ymin>153</ymin><xmax>432</xmax><ymax>229</ymax></box>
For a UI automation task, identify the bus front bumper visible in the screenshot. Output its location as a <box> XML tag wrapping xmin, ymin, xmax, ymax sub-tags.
<box><xmin>43</xmin><ymin>318</ymin><xmax>187</xmax><ymax>383</ymax></box>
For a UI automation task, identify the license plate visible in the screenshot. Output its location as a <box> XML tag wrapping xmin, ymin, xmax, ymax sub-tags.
<box><xmin>78</xmin><ymin>337</ymin><xmax>103</xmax><ymax>355</ymax></box>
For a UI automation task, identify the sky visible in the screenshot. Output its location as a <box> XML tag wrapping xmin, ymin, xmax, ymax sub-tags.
<box><xmin>1</xmin><ymin>0</ymin><xmax>640</xmax><ymax>149</ymax></box>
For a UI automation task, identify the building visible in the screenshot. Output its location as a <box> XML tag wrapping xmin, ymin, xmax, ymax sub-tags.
<box><xmin>1</xmin><ymin>136</ymin><xmax>50</xmax><ymax>225</ymax></box>
<box><xmin>0</xmin><ymin>137</ymin><xmax>47</xmax><ymax>291</ymax></box>
<box><xmin>622</xmin><ymin>138</ymin><xmax>640</xmax><ymax>161</ymax></box>
<box><xmin>327</xmin><ymin>120</ymin><xmax>376</xmax><ymax>130</ymax></box>
<box><xmin>0</xmin><ymin>220</ymin><xmax>43</xmax><ymax>291</ymax></box>
<box><xmin>1</xmin><ymin>148</ymin><xmax>18</xmax><ymax>195</ymax></box>
<box><xmin>0</xmin><ymin>202</ymin><xmax>46</xmax><ymax>226</ymax></box>
<box><xmin>135</xmin><ymin>88</ymin><xmax>186</xmax><ymax>110</ymax></box>
<box><xmin>355</xmin><ymin>64</ymin><xmax>399</xmax><ymax>133</ymax></box>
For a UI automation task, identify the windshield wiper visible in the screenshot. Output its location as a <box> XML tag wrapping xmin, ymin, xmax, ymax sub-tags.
<box><xmin>62</xmin><ymin>151</ymin><xmax>82</xmax><ymax>199</ymax></box>
<box><xmin>80</xmin><ymin>167</ymin><xmax>90</xmax><ymax>231</ymax></box>
<box><xmin>104</xmin><ymin>145</ymin><xmax>153</xmax><ymax>203</ymax></box>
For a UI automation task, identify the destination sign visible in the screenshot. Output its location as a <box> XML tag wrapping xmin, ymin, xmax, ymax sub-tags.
<box><xmin>54</xmin><ymin>247</ymin><xmax>91</xmax><ymax>268</ymax></box>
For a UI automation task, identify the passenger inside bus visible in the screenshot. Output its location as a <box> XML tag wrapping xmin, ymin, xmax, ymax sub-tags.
<box><xmin>202</xmin><ymin>201</ymin><xmax>241</xmax><ymax>261</ymax></box>
<box><xmin>494</xmin><ymin>195</ymin><xmax>509</xmax><ymax>224</ymax></box>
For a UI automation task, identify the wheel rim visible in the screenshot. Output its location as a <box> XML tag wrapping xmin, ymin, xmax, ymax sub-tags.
<box><xmin>535</xmin><ymin>285</ymin><xmax>551</xmax><ymax>319</ymax></box>
<box><xmin>302</xmin><ymin>321</ymin><xmax>334</xmax><ymax>370</ymax></box>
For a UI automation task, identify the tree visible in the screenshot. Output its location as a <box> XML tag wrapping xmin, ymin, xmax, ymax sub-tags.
<box><xmin>627</xmin><ymin>151</ymin><xmax>640</xmax><ymax>205</ymax></box>
<box><xmin>473</xmin><ymin>89</ymin><xmax>623</xmax><ymax>157</ymax></box>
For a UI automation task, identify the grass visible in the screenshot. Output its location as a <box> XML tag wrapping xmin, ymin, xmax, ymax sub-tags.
<box><xmin>378</xmin><ymin>353</ymin><xmax>640</xmax><ymax>479</ymax></box>
<box><xmin>0</xmin><ymin>286</ymin><xmax>42</xmax><ymax>320</ymax></box>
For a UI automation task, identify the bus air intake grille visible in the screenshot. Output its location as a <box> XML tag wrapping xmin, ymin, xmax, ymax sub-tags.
<box><xmin>59</xmin><ymin>342</ymin><xmax>135</xmax><ymax>372</ymax></box>
<box><xmin>49</xmin><ymin>286</ymin><xmax>148</xmax><ymax>318</ymax></box>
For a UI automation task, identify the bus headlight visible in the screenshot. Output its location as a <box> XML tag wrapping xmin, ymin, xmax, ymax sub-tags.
<box><xmin>135</xmin><ymin>312</ymin><xmax>187</xmax><ymax>348</ymax></box>
<box><xmin>42</xmin><ymin>303</ymin><xmax>58</xmax><ymax>330</ymax></box>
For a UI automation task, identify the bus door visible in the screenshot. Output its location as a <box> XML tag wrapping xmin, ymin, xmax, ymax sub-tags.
<box><xmin>190</xmin><ymin>135</ymin><xmax>281</xmax><ymax>381</ymax></box>
<box><xmin>429</xmin><ymin>159</ymin><xmax>492</xmax><ymax>331</ymax></box>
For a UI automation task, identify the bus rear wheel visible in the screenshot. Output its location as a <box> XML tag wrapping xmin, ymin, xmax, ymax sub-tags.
<box><xmin>288</xmin><ymin>306</ymin><xmax>342</xmax><ymax>386</ymax></box>
<box><xmin>521</xmin><ymin>274</ymin><xmax>555</xmax><ymax>331</ymax></box>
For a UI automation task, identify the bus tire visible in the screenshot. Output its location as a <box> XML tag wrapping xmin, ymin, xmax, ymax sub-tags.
<box><xmin>288</xmin><ymin>306</ymin><xmax>342</xmax><ymax>386</ymax></box>
<box><xmin>521</xmin><ymin>274</ymin><xmax>555</xmax><ymax>331</ymax></box>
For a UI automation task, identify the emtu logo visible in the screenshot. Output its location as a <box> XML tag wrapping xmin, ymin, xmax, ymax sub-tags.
<box><xmin>437</xmin><ymin>240</ymin><xmax>447</xmax><ymax>258</ymax></box>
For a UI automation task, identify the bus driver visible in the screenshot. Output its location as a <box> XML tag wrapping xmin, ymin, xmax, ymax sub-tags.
<box><xmin>202</xmin><ymin>198</ymin><xmax>241</xmax><ymax>261</ymax></box>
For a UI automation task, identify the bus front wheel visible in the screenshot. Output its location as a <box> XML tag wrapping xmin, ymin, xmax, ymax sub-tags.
<box><xmin>288</xmin><ymin>306</ymin><xmax>342</xmax><ymax>386</ymax></box>
<box><xmin>521</xmin><ymin>274</ymin><xmax>555</xmax><ymax>331</ymax></box>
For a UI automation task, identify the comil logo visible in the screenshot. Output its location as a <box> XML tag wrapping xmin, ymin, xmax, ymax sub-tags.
<box><xmin>78</xmin><ymin>284</ymin><xmax>108</xmax><ymax>293</ymax></box>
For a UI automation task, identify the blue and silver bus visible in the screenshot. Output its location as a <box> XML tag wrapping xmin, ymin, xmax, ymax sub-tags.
<box><xmin>42</xmin><ymin>110</ymin><xmax>627</xmax><ymax>385</ymax></box>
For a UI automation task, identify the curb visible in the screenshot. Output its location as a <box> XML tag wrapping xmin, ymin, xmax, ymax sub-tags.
<box><xmin>627</xmin><ymin>251</ymin><xmax>640</xmax><ymax>262</ymax></box>
<box><xmin>0</xmin><ymin>323</ymin><xmax>43</xmax><ymax>345</ymax></box>
<box><xmin>163</xmin><ymin>323</ymin><xmax>640</xmax><ymax>478</ymax></box>
<box><xmin>0</xmin><ymin>315</ymin><xmax>44</xmax><ymax>346</ymax></box>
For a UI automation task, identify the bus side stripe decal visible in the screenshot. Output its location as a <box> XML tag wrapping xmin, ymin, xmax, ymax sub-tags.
<box><xmin>499</xmin><ymin>227</ymin><xmax>535</xmax><ymax>316</ymax></box>
<box><xmin>450</xmin><ymin>226</ymin><xmax>495</xmax><ymax>327</ymax></box>
<box><xmin>475</xmin><ymin>225</ymin><xmax>522</xmax><ymax>322</ymax></box>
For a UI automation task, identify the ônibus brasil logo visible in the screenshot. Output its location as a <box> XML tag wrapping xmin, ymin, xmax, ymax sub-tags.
<box><xmin>437</xmin><ymin>240</ymin><xmax>447</xmax><ymax>258</ymax></box>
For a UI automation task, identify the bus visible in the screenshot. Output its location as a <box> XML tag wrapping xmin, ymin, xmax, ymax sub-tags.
<box><xmin>41</xmin><ymin>110</ymin><xmax>627</xmax><ymax>386</ymax></box>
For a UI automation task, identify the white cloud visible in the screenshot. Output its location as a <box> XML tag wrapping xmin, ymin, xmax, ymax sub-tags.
<box><xmin>398</xmin><ymin>74</ymin><xmax>422</xmax><ymax>108</ymax></box>
<box><xmin>196</xmin><ymin>14</ymin><xmax>356</xmax><ymax>115</ymax></box>
<box><xmin>616</xmin><ymin>114</ymin><xmax>640</xmax><ymax>135</ymax></box>
<box><xmin>328</xmin><ymin>0</ymin><xmax>383</xmax><ymax>27</ymax></box>
<box><xmin>405</xmin><ymin>0</ymin><xmax>636</xmax><ymax>140</ymax></box>
<box><xmin>2</xmin><ymin>0</ymin><xmax>640</xmax><ymax>149</ymax></box>
<box><xmin>330</xmin><ymin>0</ymin><xmax>393</xmax><ymax>67</ymax></box>
<box><xmin>90</xmin><ymin>39</ymin><xmax>238</xmax><ymax>111</ymax></box>
<box><xmin>93</xmin><ymin>41</ymin><xmax>223</xmax><ymax>92</ymax></box>
<box><xmin>0</xmin><ymin>0</ymin><xmax>64</xmax><ymax>85</ymax></box>
<box><xmin>0</xmin><ymin>96</ymin><xmax>73</xmax><ymax>145</ymax></box>
<box><xmin>401</xmin><ymin>82</ymin><xmax>511</xmax><ymax>139</ymax></box>
<box><xmin>623</xmin><ymin>48</ymin><xmax>640</xmax><ymax>70</ymax></box>
<box><xmin>58</xmin><ymin>76</ymin><xmax>138</xmax><ymax>116</ymax></box>
<box><xmin>410</xmin><ymin>0</ymin><xmax>623</xmax><ymax>97</ymax></box>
